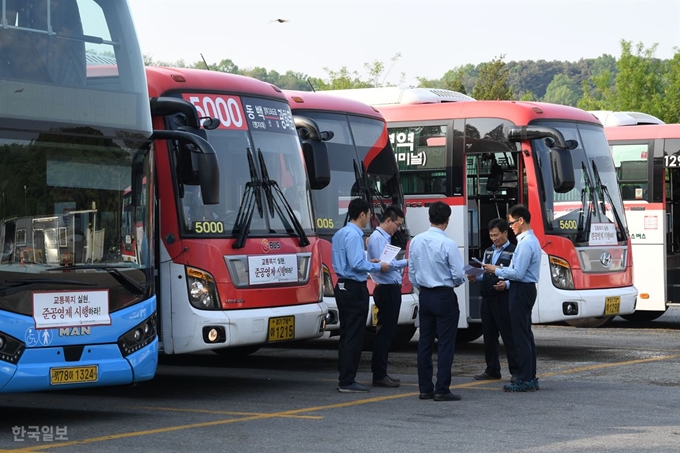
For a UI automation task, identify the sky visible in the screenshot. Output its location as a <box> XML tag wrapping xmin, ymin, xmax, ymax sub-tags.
<box><xmin>127</xmin><ymin>0</ymin><xmax>680</xmax><ymax>86</ymax></box>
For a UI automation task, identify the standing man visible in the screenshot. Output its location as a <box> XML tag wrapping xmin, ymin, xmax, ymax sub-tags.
<box><xmin>468</xmin><ymin>218</ymin><xmax>519</xmax><ymax>382</ymax></box>
<box><xmin>482</xmin><ymin>205</ymin><xmax>541</xmax><ymax>392</ymax></box>
<box><xmin>408</xmin><ymin>201</ymin><xmax>465</xmax><ymax>402</ymax></box>
<box><xmin>333</xmin><ymin>198</ymin><xmax>390</xmax><ymax>393</ymax></box>
<box><xmin>367</xmin><ymin>206</ymin><xmax>407</xmax><ymax>388</ymax></box>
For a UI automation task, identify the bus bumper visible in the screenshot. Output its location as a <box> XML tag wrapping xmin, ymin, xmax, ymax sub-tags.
<box><xmin>165</xmin><ymin>303</ymin><xmax>327</xmax><ymax>355</ymax></box>
<box><xmin>322</xmin><ymin>293</ymin><xmax>419</xmax><ymax>332</ymax></box>
<box><xmin>535</xmin><ymin>283</ymin><xmax>638</xmax><ymax>324</ymax></box>
<box><xmin>0</xmin><ymin>339</ymin><xmax>158</xmax><ymax>394</ymax></box>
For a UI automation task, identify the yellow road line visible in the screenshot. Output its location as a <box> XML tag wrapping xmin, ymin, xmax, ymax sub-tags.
<box><xmin>3</xmin><ymin>353</ymin><xmax>679</xmax><ymax>452</ymax></box>
<box><xmin>538</xmin><ymin>353</ymin><xmax>680</xmax><ymax>378</ymax></box>
<box><xmin>129</xmin><ymin>406</ymin><xmax>323</xmax><ymax>419</ymax></box>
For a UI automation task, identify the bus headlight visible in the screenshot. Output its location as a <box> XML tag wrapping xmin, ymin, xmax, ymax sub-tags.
<box><xmin>549</xmin><ymin>256</ymin><xmax>574</xmax><ymax>290</ymax></box>
<box><xmin>186</xmin><ymin>267</ymin><xmax>220</xmax><ymax>309</ymax></box>
<box><xmin>118</xmin><ymin>312</ymin><xmax>157</xmax><ymax>357</ymax></box>
<box><xmin>0</xmin><ymin>331</ymin><xmax>25</xmax><ymax>364</ymax></box>
<box><xmin>322</xmin><ymin>264</ymin><xmax>334</xmax><ymax>297</ymax></box>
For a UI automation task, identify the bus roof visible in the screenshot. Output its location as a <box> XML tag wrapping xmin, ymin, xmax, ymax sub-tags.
<box><xmin>145</xmin><ymin>67</ymin><xmax>287</xmax><ymax>99</ymax></box>
<box><xmin>374</xmin><ymin>101</ymin><xmax>602</xmax><ymax>126</ymax></box>
<box><xmin>327</xmin><ymin>87</ymin><xmax>475</xmax><ymax>105</ymax></box>
<box><xmin>283</xmin><ymin>90</ymin><xmax>384</xmax><ymax>120</ymax></box>
<box><xmin>604</xmin><ymin>123</ymin><xmax>680</xmax><ymax>141</ymax></box>
<box><xmin>590</xmin><ymin>110</ymin><xmax>665</xmax><ymax>127</ymax></box>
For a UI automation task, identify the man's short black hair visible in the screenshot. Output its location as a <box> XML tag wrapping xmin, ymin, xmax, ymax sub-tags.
<box><xmin>509</xmin><ymin>204</ymin><xmax>531</xmax><ymax>224</ymax></box>
<box><xmin>382</xmin><ymin>205</ymin><xmax>405</xmax><ymax>223</ymax></box>
<box><xmin>348</xmin><ymin>198</ymin><xmax>371</xmax><ymax>221</ymax></box>
<box><xmin>488</xmin><ymin>217</ymin><xmax>509</xmax><ymax>233</ymax></box>
<box><xmin>428</xmin><ymin>201</ymin><xmax>451</xmax><ymax>225</ymax></box>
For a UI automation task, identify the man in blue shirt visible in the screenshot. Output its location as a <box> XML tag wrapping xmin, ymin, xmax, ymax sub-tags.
<box><xmin>367</xmin><ymin>206</ymin><xmax>407</xmax><ymax>388</ymax></box>
<box><xmin>483</xmin><ymin>205</ymin><xmax>541</xmax><ymax>392</ymax></box>
<box><xmin>408</xmin><ymin>201</ymin><xmax>465</xmax><ymax>402</ymax></box>
<box><xmin>332</xmin><ymin>198</ymin><xmax>390</xmax><ymax>393</ymax></box>
<box><xmin>468</xmin><ymin>218</ymin><xmax>519</xmax><ymax>382</ymax></box>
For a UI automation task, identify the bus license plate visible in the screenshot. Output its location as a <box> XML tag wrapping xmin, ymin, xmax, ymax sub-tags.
<box><xmin>268</xmin><ymin>316</ymin><xmax>295</xmax><ymax>342</ymax></box>
<box><xmin>604</xmin><ymin>296</ymin><xmax>621</xmax><ymax>315</ymax></box>
<box><xmin>50</xmin><ymin>365</ymin><xmax>98</xmax><ymax>385</ymax></box>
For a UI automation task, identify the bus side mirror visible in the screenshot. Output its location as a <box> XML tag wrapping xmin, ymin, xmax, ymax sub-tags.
<box><xmin>550</xmin><ymin>148</ymin><xmax>575</xmax><ymax>193</ymax></box>
<box><xmin>152</xmin><ymin>130</ymin><xmax>220</xmax><ymax>204</ymax></box>
<box><xmin>302</xmin><ymin>140</ymin><xmax>331</xmax><ymax>190</ymax></box>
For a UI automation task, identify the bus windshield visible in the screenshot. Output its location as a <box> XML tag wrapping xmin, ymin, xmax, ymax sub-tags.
<box><xmin>0</xmin><ymin>132</ymin><xmax>153</xmax><ymax>316</ymax></box>
<box><xmin>533</xmin><ymin>121</ymin><xmax>627</xmax><ymax>244</ymax></box>
<box><xmin>303</xmin><ymin>112</ymin><xmax>402</xmax><ymax>233</ymax></box>
<box><xmin>176</xmin><ymin>95</ymin><xmax>314</xmax><ymax>237</ymax></box>
<box><xmin>0</xmin><ymin>0</ymin><xmax>150</xmax><ymax>135</ymax></box>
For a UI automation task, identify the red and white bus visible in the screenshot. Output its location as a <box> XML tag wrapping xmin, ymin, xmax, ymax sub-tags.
<box><xmin>283</xmin><ymin>90</ymin><xmax>419</xmax><ymax>347</ymax></box>
<box><xmin>146</xmin><ymin>67</ymin><xmax>330</xmax><ymax>355</ymax></box>
<box><xmin>328</xmin><ymin>88</ymin><xmax>638</xmax><ymax>330</ymax></box>
<box><xmin>594</xmin><ymin>111</ymin><xmax>680</xmax><ymax>321</ymax></box>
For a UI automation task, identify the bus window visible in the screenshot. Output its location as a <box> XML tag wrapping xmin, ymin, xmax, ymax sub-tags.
<box><xmin>389</xmin><ymin>125</ymin><xmax>448</xmax><ymax>196</ymax></box>
<box><xmin>611</xmin><ymin>143</ymin><xmax>650</xmax><ymax>201</ymax></box>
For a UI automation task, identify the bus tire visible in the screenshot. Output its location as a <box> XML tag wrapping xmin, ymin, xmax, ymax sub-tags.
<box><xmin>212</xmin><ymin>345</ymin><xmax>261</xmax><ymax>357</ymax></box>
<box><xmin>455</xmin><ymin>324</ymin><xmax>483</xmax><ymax>344</ymax></box>
<box><xmin>621</xmin><ymin>310</ymin><xmax>666</xmax><ymax>323</ymax></box>
<box><xmin>565</xmin><ymin>316</ymin><xmax>614</xmax><ymax>328</ymax></box>
<box><xmin>391</xmin><ymin>324</ymin><xmax>417</xmax><ymax>350</ymax></box>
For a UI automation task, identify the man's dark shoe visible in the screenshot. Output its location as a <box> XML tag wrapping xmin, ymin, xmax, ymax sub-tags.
<box><xmin>337</xmin><ymin>382</ymin><xmax>370</xmax><ymax>393</ymax></box>
<box><xmin>510</xmin><ymin>375</ymin><xmax>518</xmax><ymax>383</ymax></box>
<box><xmin>419</xmin><ymin>392</ymin><xmax>434</xmax><ymax>400</ymax></box>
<box><xmin>531</xmin><ymin>377</ymin><xmax>540</xmax><ymax>390</ymax></box>
<box><xmin>385</xmin><ymin>374</ymin><xmax>401</xmax><ymax>384</ymax></box>
<box><xmin>473</xmin><ymin>372</ymin><xmax>501</xmax><ymax>381</ymax></box>
<box><xmin>372</xmin><ymin>376</ymin><xmax>400</xmax><ymax>388</ymax></box>
<box><xmin>503</xmin><ymin>380</ymin><xmax>535</xmax><ymax>393</ymax></box>
<box><xmin>433</xmin><ymin>392</ymin><xmax>462</xmax><ymax>402</ymax></box>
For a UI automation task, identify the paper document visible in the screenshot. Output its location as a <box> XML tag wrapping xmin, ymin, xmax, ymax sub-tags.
<box><xmin>464</xmin><ymin>264</ymin><xmax>486</xmax><ymax>277</ymax></box>
<box><xmin>471</xmin><ymin>256</ymin><xmax>484</xmax><ymax>266</ymax></box>
<box><xmin>379</xmin><ymin>244</ymin><xmax>401</xmax><ymax>263</ymax></box>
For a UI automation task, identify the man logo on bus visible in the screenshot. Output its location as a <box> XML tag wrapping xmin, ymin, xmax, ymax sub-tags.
<box><xmin>261</xmin><ymin>239</ymin><xmax>281</xmax><ymax>253</ymax></box>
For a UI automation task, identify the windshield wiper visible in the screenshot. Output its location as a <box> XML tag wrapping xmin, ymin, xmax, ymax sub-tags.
<box><xmin>0</xmin><ymin>279</ymin><xmax>96</xmax><ymax>297</ymax></box>
<box><xmin>46</xmin><ymin>264</ymin><xmax>147</xmax><ymax>295</ymax></box>
<box><xmin>577</xmin><ymin>162</ymin><xmax>596</xmax><ymax>243</ymax></box>
<box><xmin>257</xmin><ymin>149</ymin><xmax>310</xmax><ymax>247</ymax></box>
<box><xmin>232</xmin><ymin>147</ymin><xmax>264</xmax><ymax>249</ymax></box>
<box><xmin>591</xmin><ymin>161</ymin><xmax>628</xmax><ymax>242</ymax></box>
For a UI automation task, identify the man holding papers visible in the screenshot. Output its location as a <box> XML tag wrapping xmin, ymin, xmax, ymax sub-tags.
<box><xmin>367</xmin><ymin>206</ymin><xmax>407</xmax><ymax>388</ymax></box>
<box><xmin>467</xmin><ymin>218</ymin><xmax>519</xmax><ymax>383</ymax></box>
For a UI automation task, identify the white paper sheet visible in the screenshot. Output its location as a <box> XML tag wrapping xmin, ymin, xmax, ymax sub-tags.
<box><xmin>379</xmin><ymin>244</ymin><xmax>401</xmax><ymax>263</ymax></box>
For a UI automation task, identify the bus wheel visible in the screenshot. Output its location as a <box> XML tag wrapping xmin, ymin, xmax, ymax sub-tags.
<box><xmin>621</xmin><ymin>310</ymin><xmax>666</xmax><ymax>323</ymax></box>
<box><xmin>455</xmin><ymin>324</ymin><xmax>483</xmax><ymax>344</ymax></box>
<box><xmin>391</xmin><ymin>325</ymin><xmax>417</xmax><ymax>350</ymax></box>
<box><xmin>213</xmin><ymin>345</ymin><xmax>261</xmax><ymax>357</ymax></box>
<box><xmin>565</xmin><ymin>316</ymin><xmax>614</xmax><ymax>328</ymax></box>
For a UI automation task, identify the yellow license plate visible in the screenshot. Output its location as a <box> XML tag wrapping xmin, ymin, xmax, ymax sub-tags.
<box><xmin>268</xmin><ymin>316</ymin><xmax>295</xmax><ymax>342</ymax></box>
<box><xmin>50</xmin><ymin>365</ymin><xmax>98</xmax><ymax>385</ymax></box>
<box><xmin>604</xmin><ymin>296</ymin><xmax>621</xmax><ymax>315</ymax></box>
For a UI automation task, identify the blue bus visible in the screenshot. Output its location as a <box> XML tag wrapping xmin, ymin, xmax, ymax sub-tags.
<box><xmin>0</xmin><ymin>0</ymin><xmax>213</xmax><ymax>392</ymax></box>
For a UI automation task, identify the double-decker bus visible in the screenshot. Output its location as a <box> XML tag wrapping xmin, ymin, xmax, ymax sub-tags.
<box><xmin>594</xmin><ymin>111</ymin><xmax>679</xmax><ymax>321</ymax></box>
<box><xmin>283</xmin><ymin>90</ymin><xmax>419</xmax><ymax>348</ymax></box>
<box><xmin>0</xmin><ymin>0</ymin><xmax>168</xmax><ymax>392</ymax></box>
<box><xmin>146</xmin><ymin>68</ymin><xmax>330</xmax><ymax>356</ymax></box>
<box><xmin>328</xmin><ymin>88</ymin><xmax>638</xmax><ymax>330</ymax></box>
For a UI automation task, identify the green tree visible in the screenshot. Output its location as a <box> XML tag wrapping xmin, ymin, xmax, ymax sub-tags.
<box><xmin>664</xmin><ymin>49</ymin><xmax>680</xmax><ymax>123</ymax></box>
<box><xmin>472</xmin><ymin>55</ymin><xmax>513</xmax><ymax>100</ymax></box>
<box><xmin>543</xmin><ymin>74</ymin><xmax>580</xmax><ymax>106</ymax></box>
<box><xmin>614</xmin><ymin>40</ymin><xmax>665</xmax><ymax>118</ymax></box>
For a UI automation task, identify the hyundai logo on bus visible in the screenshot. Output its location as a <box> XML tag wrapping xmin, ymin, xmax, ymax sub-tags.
<box><xmin>261</xmin><ymin>239</ymin><xmax>281</xmax><ymax>253</ymax></box>
<box><xmin>600</xmin><ymin>252</ymin><xmax>613</xmax><ymax>267</ymax></box>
